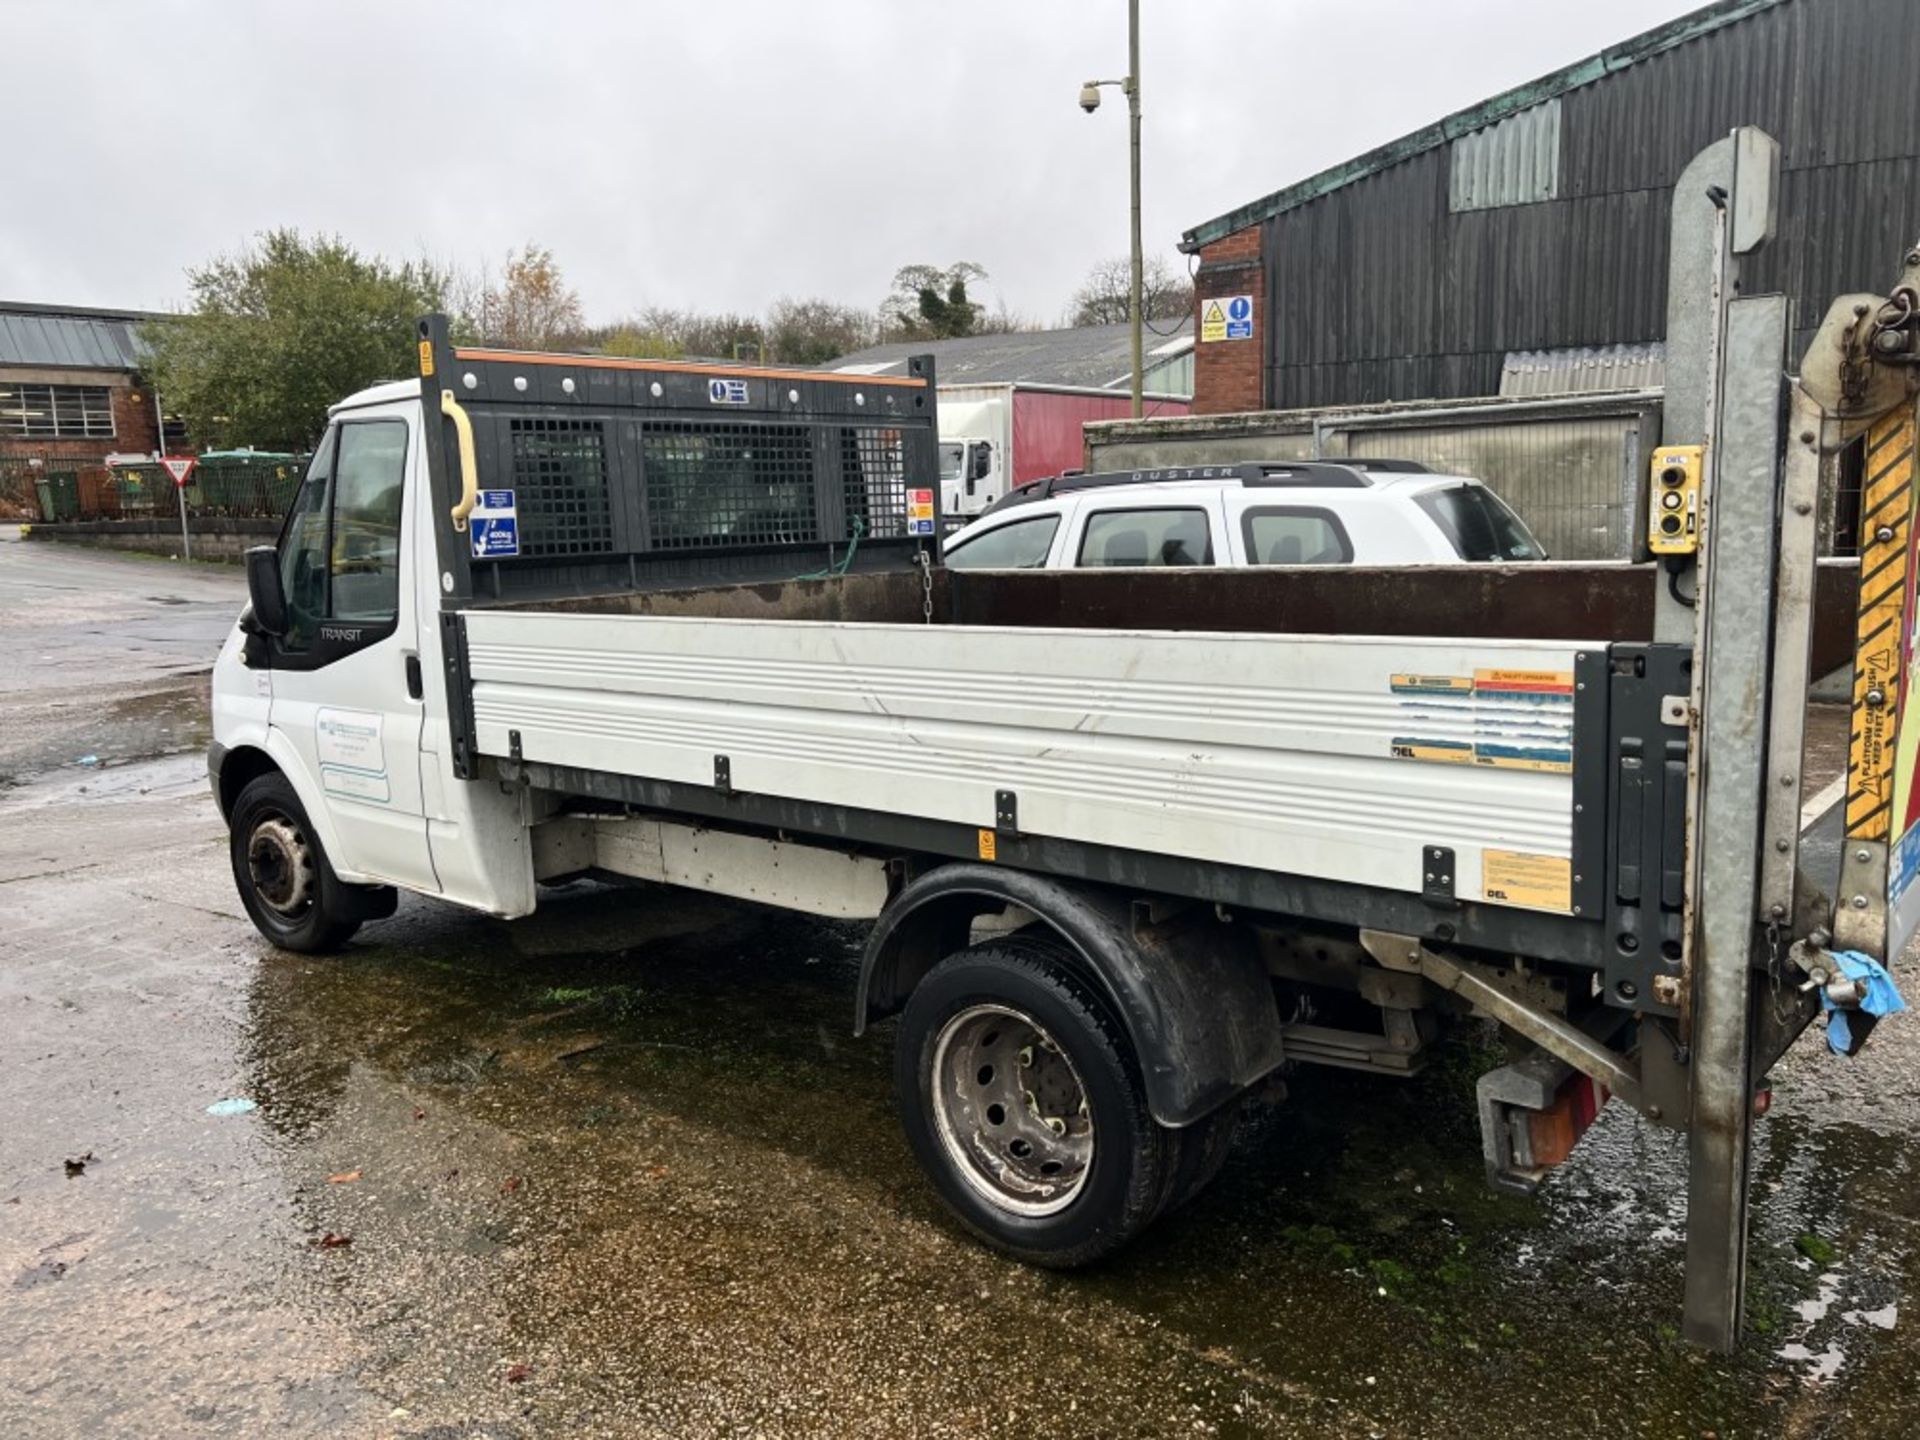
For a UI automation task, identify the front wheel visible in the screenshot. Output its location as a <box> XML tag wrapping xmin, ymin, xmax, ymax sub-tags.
<box><xmin>894</xmin><ymin>938</ymin><xmax>1175</xmax><ymax>1266</ymax></box>
<box><xmin>229</xmin><ymin>772</ymin><xmax>365</xmax><ymax>954</ymax></box>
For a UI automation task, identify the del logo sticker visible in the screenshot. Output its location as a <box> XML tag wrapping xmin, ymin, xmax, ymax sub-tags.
<box><xmin>1482</xmin><ymin>849</ymin><xmax>1572</xmax><ymax>913</ymax></box>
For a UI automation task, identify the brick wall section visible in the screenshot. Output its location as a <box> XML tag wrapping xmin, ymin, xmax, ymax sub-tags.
<box><xmin>1190</xmin><ymin>228</ymin><xmax>1266</xmax><ymax>415</ymax></box>
<box><xmin>111</xmin><ymin>381</ymin><xmax>161</xmax><ymax>454</ymax></box>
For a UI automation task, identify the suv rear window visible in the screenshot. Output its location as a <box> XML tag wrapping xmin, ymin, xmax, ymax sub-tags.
<box><xmin>1078</xmin><ymin>508</ymin><xmax>1213</xmax><ymax>567</ymax></box>
<box><xmin>1414</xmin><ymin>485</ymin><xmax>1544</xmax><ymax>561</ymax></box>
<box><xmin>1243</xmin><ymin>507</ymin><xmax>1352</xmax><ymax>565</ymax></box>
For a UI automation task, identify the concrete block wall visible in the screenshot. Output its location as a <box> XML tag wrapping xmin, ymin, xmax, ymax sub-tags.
<box><xmin>22</xmin><ymin>516</ymin><xmax>276</xmax><ymax>564</ymax></box>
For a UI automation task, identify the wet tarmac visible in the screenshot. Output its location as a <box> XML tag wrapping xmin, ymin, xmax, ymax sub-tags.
<box><xmin>3</xmin><ymin>539</ymin><xmax>1919</xmax><ymax>1438</ymax></box>
<box><xmin>0</xmin><ymin>526</ymin><xmax>240</xmax><ymax>782</ymax></box>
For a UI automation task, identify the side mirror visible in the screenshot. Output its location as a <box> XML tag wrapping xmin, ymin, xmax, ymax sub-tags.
<box><xmin>245</xmin><ymin>545</ymin><xmax>289</xmax><ymax>637</ymax></box>
<box><xmin>971</xmin><ymin>442</ymin><xmax>993</xmax><ymax>482</ymax></box>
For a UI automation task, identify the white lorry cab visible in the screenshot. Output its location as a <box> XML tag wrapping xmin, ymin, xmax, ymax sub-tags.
<box><xmin>207</xmin><ymin>144</ymin><xmax>1918</xmax><ymax>1348</ymax></box>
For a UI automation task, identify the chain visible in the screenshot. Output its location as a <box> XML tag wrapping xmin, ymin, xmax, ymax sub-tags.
<box><xmin>916</xmin><ymin>546</ymin><xmax>933</xmax><ymax>624</ymax></box>
<box><xmin>1764</xmin><ymin>914</ymin><xmax>1803</xmax><ymax>1030</ymax></box>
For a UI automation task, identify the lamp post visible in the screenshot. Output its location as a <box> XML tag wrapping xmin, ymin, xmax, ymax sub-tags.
<box><xmin>1080</xmin><ymin>0</ymin><xmax>1144</xmax><ymax>418</ymax></box>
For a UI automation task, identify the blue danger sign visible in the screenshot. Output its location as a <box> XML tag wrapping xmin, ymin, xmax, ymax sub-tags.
<box><xmin>470</xmin><ymin>488</ymin><xmax>520</xmax><ymax>558</ymax></box>
<box><xmin>708</xmin><ymin>377</ymin><xmax>750</xmax><ymax>405</ymax></box>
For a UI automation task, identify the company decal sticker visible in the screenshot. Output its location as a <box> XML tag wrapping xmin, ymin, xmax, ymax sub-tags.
<box><xmin>316</xmin><ymin>709</ymin><xmax>392</xmax><ymax>804</ymax></box>
<box><xmin>1481</xmin><ymin>849</ymin><xmax>1572</xmax><ymax>913</ymax></box>
<box><xmin>1390</xmin><ymin>737</ymin><xmax>1473</xmax><ymax>765</ymax></box>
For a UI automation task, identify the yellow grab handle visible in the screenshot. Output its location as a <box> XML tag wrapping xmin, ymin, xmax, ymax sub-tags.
<box><xmin>442</xmin><ymin>388</ymin><xmax>478</xmax><ymax>532</ymax></box>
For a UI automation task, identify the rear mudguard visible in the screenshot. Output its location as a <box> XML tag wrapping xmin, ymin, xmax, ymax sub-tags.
<box><xmin>857</xmin><ymin>863</ymin><xmax>1285</xmax><ymax>1128</ymax></box>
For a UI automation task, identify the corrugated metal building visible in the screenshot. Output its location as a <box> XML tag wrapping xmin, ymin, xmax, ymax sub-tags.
<box><xmin>1181</xmin><ymin>0</ymin><xmax>1920</xmax><ymax>413</ymax></box>
<box><xmin>0</xmin><ymin>300</ymin><xmax>168</xmax><ymax>463</ymax></box>
<box><xmin>830</xmin><ymin>320</ymin><xmax>1195</xmax><ymax>397</ymax></box>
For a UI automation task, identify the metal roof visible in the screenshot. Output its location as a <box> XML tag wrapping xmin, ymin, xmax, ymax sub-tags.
<box><xmin>0</xmin><ymin>300</ymin><xmax>167</xmax><ymax>371</ymax></box>
<box><xmin>829</xmin><ymin>319</ymin><xmax>1194</xmax><ymax>390</ymax></box>
<box><xmin>1180</xmin><ymin>0</ymin><xmax>1788</xmax><ymax>251</ymax></box>
<box><xmin>1499</xmin><ymin>343</ymin><xmax>1667</xmax><ymax>398</ymax></box>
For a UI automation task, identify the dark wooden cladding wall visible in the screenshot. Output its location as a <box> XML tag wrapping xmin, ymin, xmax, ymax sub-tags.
<box><xmin>1260</xmin><ymin>0</ymin><xmax>1920</xmax><ymax>411</ymax></box>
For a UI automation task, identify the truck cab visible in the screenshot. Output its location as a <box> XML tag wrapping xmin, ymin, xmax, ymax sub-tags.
<box><xmin>939</xmin><ymin>436</ymin><xmax>997</xmax><ymax>519</ymax></box>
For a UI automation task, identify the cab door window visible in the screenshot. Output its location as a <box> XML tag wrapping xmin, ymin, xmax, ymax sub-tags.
<box><xmin>329</xmin><ymin>422</ymin><xmax>408</xmax><ymax>620</ymax></box>
<box><xmin>274</xmin><ymin>419</ymin><xmax>407</xmax><ymax>656</ymax></box>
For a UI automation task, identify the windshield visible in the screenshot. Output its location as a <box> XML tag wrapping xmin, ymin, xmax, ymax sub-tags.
<box><xmin>1414</xmin><ymin>484</ymin><xmax>1545</xmax><ymax>561</ymax></box>
<box><xmin>939</xmin><ymin>443</ymin><xmax>965</xmax><ymax>485</ymax></box>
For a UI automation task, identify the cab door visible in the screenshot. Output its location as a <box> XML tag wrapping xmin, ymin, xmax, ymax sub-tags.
<box><xmin>264</xmin><ymin>411</ymin><xmax>438</xmax><ymax>892</ymax></box>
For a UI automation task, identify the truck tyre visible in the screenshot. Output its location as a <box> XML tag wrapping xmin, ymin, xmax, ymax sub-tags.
<box><xmin>1157</xmin><ymin>1102</ymin><xmax>1240</xmax><ymax>1218</ymax></box>
<box><xmin>229</xmin><ymin>772</ymin><xmax>365</xmax><ymax>954</ymax></box>
<box><xmin>894</xmin><ymin>937</ymin><xmax>1174</xmax><ymax>1266</ymax></box>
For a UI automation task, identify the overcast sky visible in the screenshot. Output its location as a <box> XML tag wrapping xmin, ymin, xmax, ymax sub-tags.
<box><xmin>5</xmin><ymin>0</ymin><xmax>1707</xmax><ymax>327</ymax></box>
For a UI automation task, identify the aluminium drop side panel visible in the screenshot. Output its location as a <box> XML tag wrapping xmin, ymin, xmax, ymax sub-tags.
<box><xmin>460</xmin><ymin>610</ymin><xmax>1601</xmax><ymax>915</ymax></box>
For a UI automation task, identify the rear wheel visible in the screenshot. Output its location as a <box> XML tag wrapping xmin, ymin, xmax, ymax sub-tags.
<box><xmin>894</xmin><ymin>938</ymin><xmax>1174</xmax><ymax>1266</ymax></box>
<box><xmin>229</xmin><ymin>773</ymin><xmax>364</xmax><ymax>954</ymax></box>
<box><xmin>1158</xmin><ymin>1101</ymin><xmax>1240</xmax><ymax>1218</ymax></box>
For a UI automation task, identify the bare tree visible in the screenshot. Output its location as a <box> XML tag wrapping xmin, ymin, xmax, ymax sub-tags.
<box><xmin>462</xmin><ymin>244</ymin><xmax>585</xmax><ymax>350</ymax></box>
<box><xmin>766</xmin><ymin>298</ymin><xmax>876</xmax><ymax>364</ymax></box>
<box><xmin>1068</xmin><ymin>255</ymin><xmax>1194</xmax><ymax>327</ymax></box>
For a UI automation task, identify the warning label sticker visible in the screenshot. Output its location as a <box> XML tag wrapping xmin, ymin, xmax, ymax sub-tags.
<box><xmin>1472</xmin><ymin>668</ymin><xmax>1575</xmax><ymax>700</ymax></box>
<box><xmin>908</xmin><ymin>486</ymin><xmax>936</xmax><ymax>536</ymax></box>
<box><xmin>470</xmin><ymin>488</ymin><xmax>519</xmax><ymax>558</ymax></box>
<box><xmin>1200</xmin><ymin>295</ymin><xmax>1253</xmax><ymax>343</ymax></box>
<box><xmin>1482</xmin><ymin>849</ymin><xmax>1572</xmax><ymax>913</ymax></box>
<box><xmin>1391</xmin><ymin>674</ymin><xmax>1474</xmax><ymax>695</ymax></box>
<box><xmin>1388</xmin><ymin>667</ymin><xmax>1575</xmax><ymax>773</ymax></box>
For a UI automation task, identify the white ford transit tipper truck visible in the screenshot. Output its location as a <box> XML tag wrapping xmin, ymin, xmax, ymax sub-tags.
<box><xmin>208</xmin><ymin>131</ymin><xmax>1913</xmax><ymax>1350</ymax></box>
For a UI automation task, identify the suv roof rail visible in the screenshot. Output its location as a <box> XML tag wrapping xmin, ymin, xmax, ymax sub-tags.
<box><xmin>1341</xmin><ymin>458</ymin><xmax>1431</xmax><ymax>474</ymax></box>
<box><xmin>982</xmin><ymin>458</ymin><xmax>1431</xmax><ymax>514</ymax></box>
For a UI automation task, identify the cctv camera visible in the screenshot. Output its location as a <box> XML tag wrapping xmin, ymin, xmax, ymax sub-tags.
<box><xmin>1079</xmin><ymin>83</ymin><xmax>1102</xmax><ymax>113</ymax></box>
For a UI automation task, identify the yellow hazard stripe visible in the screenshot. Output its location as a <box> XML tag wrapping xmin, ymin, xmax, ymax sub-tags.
<box><xmin>1846</xmin><ymin>408</ymin><xmax>1917</xmax><ymax>839</ymax></box>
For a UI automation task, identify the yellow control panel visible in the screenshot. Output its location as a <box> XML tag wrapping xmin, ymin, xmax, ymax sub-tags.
<box><xmin>1649</xmin><ymin>445</ymin><xmax>1705</xmax><ymax>555</ymax></box>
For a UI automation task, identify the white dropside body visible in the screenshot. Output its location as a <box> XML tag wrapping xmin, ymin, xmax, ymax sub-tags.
<box><xmin>464</xmin><ymin>607</ymin><xmax>1594</xmax><ymax>916</ymax></box>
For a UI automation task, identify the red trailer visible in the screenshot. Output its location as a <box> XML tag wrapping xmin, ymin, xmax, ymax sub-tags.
<box><xmin>938</xmin><ymin>383</ymin><xmax>1191</xmax><ymax>519</ymax></box>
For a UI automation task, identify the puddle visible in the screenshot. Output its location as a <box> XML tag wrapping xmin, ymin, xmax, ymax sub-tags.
<box><xmin>0</xmin><ymin>752</ymin><xmax>207</xmax><ymax>814</ymax></box>
<box><xmin>0</xmin><ymin>679</ymin><xmax>211</xmax><ymax>787</ymax></box>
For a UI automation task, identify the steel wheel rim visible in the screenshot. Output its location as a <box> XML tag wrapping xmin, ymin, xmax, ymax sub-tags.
<box><xmin>248</xmin><ymin>813</ymin><xmax>316</xmax><ymax>919</ymax></box>
<box><xmin>929</xmin><ymin>1002</ymin><xmax>1094</xmax><ymax>1217</ymax></box>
